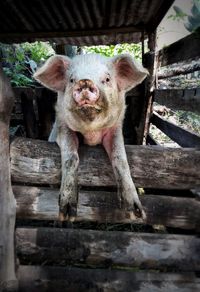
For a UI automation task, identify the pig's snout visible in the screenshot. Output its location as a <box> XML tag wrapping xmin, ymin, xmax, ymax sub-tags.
<box><xmin>73</xmin><ymin>79</ymin><xmax>99</xmax><ymax>106</ymax></box>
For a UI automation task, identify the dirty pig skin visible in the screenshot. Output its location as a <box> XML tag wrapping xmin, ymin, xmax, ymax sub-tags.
<box><xmin>34</xmin><ymin>53</ymin><xmax>148</xmax><ymax>221</ymax></box>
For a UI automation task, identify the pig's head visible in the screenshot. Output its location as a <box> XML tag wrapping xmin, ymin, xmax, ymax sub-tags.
<box><xmin>34</xmin><ymin>54</ymin><xmax>148</xmax><ymax>131</ymax></box>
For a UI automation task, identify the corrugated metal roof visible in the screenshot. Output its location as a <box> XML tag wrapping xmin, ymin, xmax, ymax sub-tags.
<box><xmin>0</xmin><ymin>0</ymin><xmax>174</xmax><ymax>45</ymax></box>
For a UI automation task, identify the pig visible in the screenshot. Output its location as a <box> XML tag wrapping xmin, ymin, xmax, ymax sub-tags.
<box><xmin>34</xmin><ymin>53</ymin><xmax>148</xmax><ymax>221</ymax></box>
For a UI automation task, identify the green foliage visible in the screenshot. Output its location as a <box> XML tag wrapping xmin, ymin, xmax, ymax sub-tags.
<box><xmin>167</xmin><ymin>5</ymin><xmax>187</xmax><ymax>21</ymax></box>
<box><xmin>83</xmin><ymin>43</ymin><xmax>143</xmax><ymax>60</ymax></box>
<box><xmin>1</xmin><ymin>42</ymin><xmax>54</xmax><ymax>87</ymax></box>
<box><xmin>184</xmin><ymin>0</ymin><xmax>200</xmax><ymax>32</ymax></box>
<box><xmin>168</xmin><ymin>0</ymin><xmax>200</xmax><ymax>32</ymax></box>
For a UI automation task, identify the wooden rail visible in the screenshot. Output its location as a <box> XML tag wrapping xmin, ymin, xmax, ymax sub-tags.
<box><xmin>13</xmin><ymin>185</ymin><xmax>200</xmax><ymax>229</ymax></box>
<box><xmin>154</xmin><ymin>88</ymin><xmax>200</xmax><ymax>114</ymax></box>
<box><xmin>158</xmin><ymin>31</ymin><xmax>200</xmax><ymax>67</ymax></box>
<box><xmin>10</xmin><ymin>137</ymin><xmax>200</xmax><ymax>190</ymax></box>
<box><xmin>18</xmin><ymin>266</ymin><xmax>200</xmax><ymax>292</ymax></box>
<box><xmin>151</xmin><ymin>112</ymin><xmax>200</xmax><ymax>147</ymax></box>
<box><xmin>16</xmin><ymin>227</ymin><xmax>200</xmax><ymax>271</ymax></box>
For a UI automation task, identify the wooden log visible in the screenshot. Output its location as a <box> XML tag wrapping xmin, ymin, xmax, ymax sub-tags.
<box><xmin>158</xmin><ymin>63</ymin><xmax>200</xmax><ymax>79</ymax></box>
<box><xmin>158</xmin><ymin>31</ymin><xmax>200</xmax><ymax>66</ymax></box>
<box><xmin>13</xmin><ymin>185</ymin><xmax>200</xmax><ymax>229</ymax></box>
<box><xmin>16</xmin><ymin>227</ymin><xmax>200</xmax><ymax>271</ymax></box>
<box><xmin>10</xmin><ymin>137</ymin><xmax>200</xmax><ymax>190</ymax></box>
<box><xmin>18</xmin><ymin>265</ymin><xmax>200</xmax><ymax>292</ymax></box>
<box><xmin>151</xmin><ymin>112</ymin><xmax>200</xmax><ymax>147</ymax></box>
<box><xmin>154</xmin><ymin>88</ymin><xmax>200</xmax><ymax>114</ymax></box>
<box><xmin>0</xmin><ymin>66</ymin><xmax>18</xmax><ymax>290</ymax></box>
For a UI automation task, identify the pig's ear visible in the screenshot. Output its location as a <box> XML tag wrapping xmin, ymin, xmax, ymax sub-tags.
<box><xmin>112</xmin><ymin>54</ymin><xmax>148</xmax><ymax>92</ymax></box>
<box><xmin>33</xmin><ymin>55</ymin><xmax>71</xmax><ymax>92</ymax></box>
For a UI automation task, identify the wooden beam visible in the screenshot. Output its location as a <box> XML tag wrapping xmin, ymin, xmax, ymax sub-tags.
<box><xmin>158</xmin><ymin>63</ymin><xmax>200</xmax><ymax>79</ymax></box>
<box><xmin>151</xmin><ymin>112</ymin><xmax>200</xmax><ymax>147</ymax></box>
<box><xmin>146</xmin><ymin>133</ymin><xmax>159</xmax><ymax>145</ymax></box>
<box><xmin>13</xmin><ymin>185</ymin><xmax>200</xmax><ymax>229</ymax></box>
<box><xmin>154</xmin><ymin>88</ymin><xmax>200</xmax><ymax>114</ymax></box>
<box><xmin>158</xmin><ymin>31</ymin><xmax>200</xmax><ymax>67</ymax></box>
<box><xmin>10</xmin><ymin>137</ymin><xmax>200</xmax><ymax>189</ymax></box>
<box><xmin>0</xmin><ymin>26</ymin><xmax>143</xmax><ymax>43</ymax></box>
<box><xmin>0</xmin><ymin>66</ymin><xmax>18</xmax><ymax>289</ymax></box>
<box><xmin>18</xmin><ymin>266</ymin><xmax>200</xmax><ymax>292</ymax></box>
<box><xmin>16</xmin><ymin>227</ymin><xmax>200</xmax><ymax>271</ymax></box>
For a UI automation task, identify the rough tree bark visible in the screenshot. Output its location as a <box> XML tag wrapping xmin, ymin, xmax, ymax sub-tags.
<box><xmin>0</xmin><ymin>65</ymin><xmax>18</xmax><ymax>291</ymax></box>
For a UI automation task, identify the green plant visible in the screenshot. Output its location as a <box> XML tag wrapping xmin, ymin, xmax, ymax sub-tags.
<box><xmin>1</xmin><ymin>42</ymin><xmax>54</xmax><ymax>87</ymax></box>
<box><xmin>83</xmin><ymin>43</ymin><xmax>143</xmax><ymax>60</ymax></box>
<box><xmin>169</xmin><ymin>0</ymin><xmax>200</xmax><ymax>32</ymax></box>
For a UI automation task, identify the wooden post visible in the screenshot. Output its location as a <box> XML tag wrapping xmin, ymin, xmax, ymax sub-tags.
<box><xmin>0</xmin><ymin>65</ymin><xmax>18</xmax><ymax>290</ymax></box>
<box><xmin>136</xmin><ymin>31</ymin><xmax>157</xmax><ymax>144</ymax></box>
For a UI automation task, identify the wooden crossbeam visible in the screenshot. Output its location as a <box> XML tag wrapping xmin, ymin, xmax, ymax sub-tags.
<box><xmin>154</xmin><ymin>88</ymin><xmax>200</xmax><ymax>114</ymax></box>
<box><xmin>13</xmin><ymin>186</ymin><xmax>200</xmax><ymax>229</ymax></box>
<box><xmin>18</xmin><ymin>266</ymin><xmax>200</xmax><ymax>292</ymax></box>
<box><xmin>16</xmin><ymin>227</ymin><xmax>200</xmax><ymax>271</ymax></box>
<box><xmin>10</xmin><ymin>137</ymin><xmax>200</xmax><ymax>189</ymax></box>
<box><xmin>158</xmin><ymin>32</ymin><xmax>200</xmax><ymax>66</ymax></box>
<box><xmin>151</xmin><ymin>112</ymin><xmax>200</xmax><ymax>147</ymax></box>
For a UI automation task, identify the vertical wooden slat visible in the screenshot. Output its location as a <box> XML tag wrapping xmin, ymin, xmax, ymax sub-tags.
<box><xmin>136</xmin><ymin>31</ymin><xmax>157</xmax><ymax>145</ymax></box>
<box><xmin>0</xmin><ymin>65</ymin><xmax>18</xmax><ymax>290</ymax></box>
<box><xmin>21</xmin><ymin>91</ymin><xmax>38</xmax><ymax>138</ymax></box>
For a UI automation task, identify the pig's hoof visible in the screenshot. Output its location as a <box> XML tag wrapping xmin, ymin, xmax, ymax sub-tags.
<box><xmin>59</xmin><ymin>193</ymin><xmax>77</xmax><ymax>221</ymax></box>
<box><xmin>133</xmin><ymin>204</ymin><xmax>147</xmax><ymax>220</ymax></box>
<box><xmin>121</xmin><ymin>198</ymin><xmax>146</xmax><ymax>221</ymax></box>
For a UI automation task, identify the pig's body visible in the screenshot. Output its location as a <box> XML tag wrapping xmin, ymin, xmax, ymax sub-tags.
<box><xmin>34</xmin><ymin>53</ymin><xmax>148</xmax><ymax>221</ymax></box>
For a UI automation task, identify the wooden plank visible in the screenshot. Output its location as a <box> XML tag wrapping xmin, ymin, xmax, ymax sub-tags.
<box><xmin>158</xmin><ymin>63</ymin><xmax>200</xmax><ymax>79</ymax></box>
<box><xmin>13</xmin><ymin>186</ymin><xmax>200</xmax><ymax>229</ymax></box>
<box><xmin>146</xmin><ymin>133</ymin><xmax>159</xmax><ymax>145</ymax></box>
<box><xmin>0</xmin><ymin>25</ymin><xmax>143</xmax><ymax>43</ymax></box>
<box><xmin>158</xmin><ymin>31</ymin><xmax>200</xmax><ymax>66</ymax></box>
<box><xmin>0</xmin><ymin>65</ymin><xmax>18</xmax><ymax>290</ymax></box>
<box><xmin>16</xmin><ymin>227</ymin><xmax>200</xmax><ymax>271</ymax></box>
<box><xmin>154</xmin><ymin>88</ymin><xmax>200</xmax><ymax>114</ymax></box>
<box><xmin>21</xmin><ymin>92</ymin><xmax>38</xmax><ymax>139</ymax></box>
<box><xmin>151</xmin><ymin>112</ymin><xmax>200</xmax><ymax>147</ymax></box>
<box><xmin>10</xmin><ymin>137</ymin><xmax>200</xmax><ymax>189</ymax></box>
<box><xmin>37</xmin><ymin>88</ymin><xmax>56</xmax><ymax>140</ymax></box>
<box><xmin>18</xmin><ymin>266</ymin><xmax>200</xmax><ymax>292</ymax></box>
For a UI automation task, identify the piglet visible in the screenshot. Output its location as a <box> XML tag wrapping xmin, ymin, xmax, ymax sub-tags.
<box><xmin>34</xmin><ymin>53</ymin><xmax>148</xmax><ymax>221</ymax></box>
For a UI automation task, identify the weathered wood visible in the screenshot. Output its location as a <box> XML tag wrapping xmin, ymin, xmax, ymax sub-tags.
<box><xmin>158</xmin><ymin>63</ymin><xmax>200</xmax><ymax>79</ymax></box>
<box><xmin>146</xmin><ymin>133</ymin><xmax>159</xmax><ymax>145</ymax></box>
<box><xmin>158</xmin><ymin>31</ymin><xmax>200</xmax><ymax>66</ymax></box>
<box><xmin>21</xmin><ymin>92</ymin><xmax>38</xmax><ymax>138</ymax></box>
<box><xmin>0</xmin><ymin>66</ymin><xmax>18</xmax><ymax>290</ymax></box>
<box><xmin>18</xmin><ymin>266</ymin><xmax>200</xmax><ymax>292</ymax></box>
<box><xmin>136</xmin><ymin>31</ymin><xmax>157</xmax><ymax>144</ymax></box>
<box><xmin>151</xmin><ymin>112</ymin><xmax>200</xmax><ymax>147</ymax></box>
<box><xmin>10</xmin><ymin>137</ymin><xmax>200</xmax><ymax>189</ymax></box>
<box><xmin>16</xmin><ymin>227</ymin><xmax>200</xmax><ymax>271</ymax></box>
<box><xmin>0</xmin><ymin>25</ymin><xmax>143</xmax><ymax>44</ymax></box>
<box><xmin>154</xmin><ymin>88</ymin><xmax>200</xmax><ymax>114</ymax></box>
<box><xmin>37</xmin><ymin>88</ymin><xmax>56</xmax><ymax>140</ymax></box>
<box><xmin>13</xmin><ymin>185</ymin><xmax>200</xmax><ymax>229</ymax></box>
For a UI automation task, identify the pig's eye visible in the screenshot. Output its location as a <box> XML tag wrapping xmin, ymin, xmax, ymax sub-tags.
<box><xmin>70</xmin><ymin>78</ymin><xmax>75</xmax><ymax>83</ymax></box>
<box><xmin>102</xmin><ymin>75</ymin><xmax>110</xmax><ymax>84</ymax></box>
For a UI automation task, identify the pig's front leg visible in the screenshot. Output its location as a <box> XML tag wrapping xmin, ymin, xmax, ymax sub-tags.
<box><xmin>103</xmin><ymin>127</ymin><xmax>146</xmax><ymax>220</ymax></box>
<box><xmin>56</xmin><ymin>125</ymin><xmax>79</xmax><ymax>221</ymax></box>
